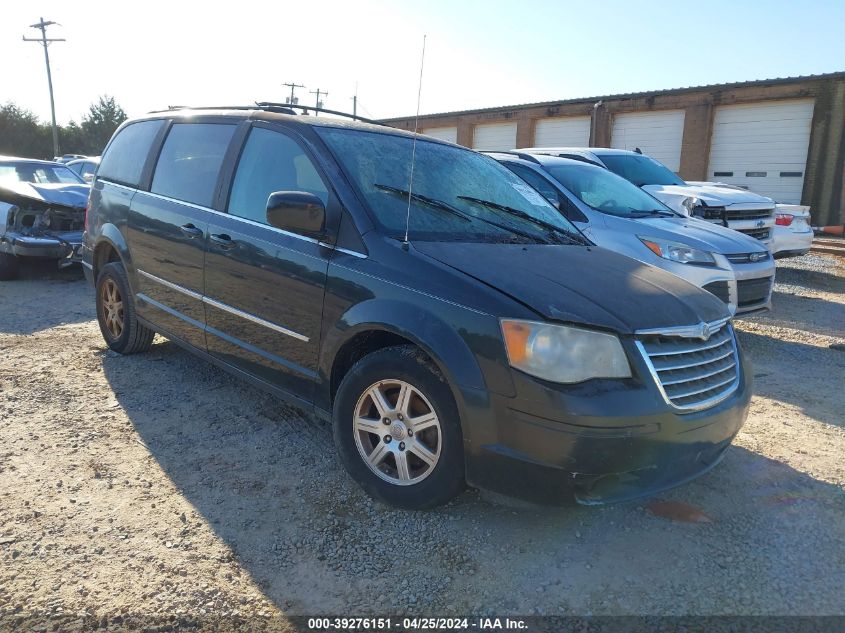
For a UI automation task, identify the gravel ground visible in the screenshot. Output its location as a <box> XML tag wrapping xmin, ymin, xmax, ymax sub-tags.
<box><xmin>0</xmin><ymin>254</ymin><xmax>843</xmax><ymax>626</ymax></box>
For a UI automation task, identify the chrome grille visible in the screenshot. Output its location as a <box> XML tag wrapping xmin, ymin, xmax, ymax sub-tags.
<box><xmin>725</xmin><ymin>252</ymin><xmax>771</xmax><ymax>264</ymax></box>
<box><xmin>737</xmin><ymin>227</ymin><xmax>771</xmax><ymax>241</ymax></box>
<box><xmin>636</xmin><ymin>320</ymin><xmax>740</xmax><ymax>412</ymax></box>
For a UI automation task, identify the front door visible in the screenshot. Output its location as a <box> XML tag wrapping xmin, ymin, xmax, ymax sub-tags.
<box><xmin>203</xmin><ymin>124</ymin><xmax>335</xmax><ymax>401</ymax></box>
<box><xmin>129</xmin><ymin>121</ymin><xmax>237</xmax><ymax>350</ymax></box>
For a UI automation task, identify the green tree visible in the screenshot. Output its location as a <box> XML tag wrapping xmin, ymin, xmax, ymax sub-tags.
<box><xmin>79</xmin><ymin>95</ymin><xmax>127</xmax><ymax>155</ymax></box>
<box><xmin>0</xmin><ymin>103</ymin><xmax>53</xmax><ymax>159</ymax></box>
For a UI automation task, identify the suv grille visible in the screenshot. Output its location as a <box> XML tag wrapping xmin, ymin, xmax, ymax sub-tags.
<box><xmin>725</xmin><ymin>209</ymin><xmax>772</xmax><ymax>221</ymax></box>
<box><xmin>726</xmin><ymin>252</ymin><xmax>771</xmax><ymax>264</ymax></box>
<box><xmin>636</xmin><ymin>321</ymin><xmax>740</xmax><ymax>412</ymax></box>
<box><xmin>703</xmin><ymin>281</ymin><xmax>730</xmax><ymax>304</ymax></box>
<box><xmin>737</xmin><ymin>227</ymin><xmax>771</xmax><ymax>241</ymax></box>
<box><xmin>737</xmin><ymin>276</ymin><xmax>773</xmax><ymax>308</ymax></box>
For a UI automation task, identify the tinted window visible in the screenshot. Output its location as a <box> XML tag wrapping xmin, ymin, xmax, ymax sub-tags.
<box><xmin>228</xmin><ymin>127</ymin><xmax>329</xmax><ymax>225</ymax></box>
<box><xmin>98</xmin><ymin>120</ymin><xmax>165</xmax><ymax>187</ymax></box>
<box><xmin>599</xmin><ymin>154</ymin><xmax>685</xmax><ymax>187</ymax></box>
<box><xmin>317</xmin><ymin>127</ymin><xmax>581</xmax><ymax>244</ymax></box>
<box><xmin>151</xmin><ymin>123</ymin><xmax>235</xmax><ymax>207</ymax></box>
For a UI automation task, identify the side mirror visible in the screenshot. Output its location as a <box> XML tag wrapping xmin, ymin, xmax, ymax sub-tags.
<box><xmin>265</xmin><ymin>191</ymin><xmax>326</xmax><ymax>239</ymax></box>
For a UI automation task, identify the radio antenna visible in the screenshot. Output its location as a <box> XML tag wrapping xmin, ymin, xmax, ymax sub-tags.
<box><xmin>403</xmin><ymin>34</ymin><xmax>427</xmax><ymax>247</ymax></box>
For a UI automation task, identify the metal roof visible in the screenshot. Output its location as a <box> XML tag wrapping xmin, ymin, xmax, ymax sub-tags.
<box><xmin>381</xmin><ymin>71</ymin><xmax>845</xmax><ymax>122</ymax></box>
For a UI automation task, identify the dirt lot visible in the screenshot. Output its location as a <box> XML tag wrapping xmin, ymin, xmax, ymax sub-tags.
<box><xmin>1</xmin><ymin>254</ymin><xmax>844</xmax><ymax>626</ymax></box>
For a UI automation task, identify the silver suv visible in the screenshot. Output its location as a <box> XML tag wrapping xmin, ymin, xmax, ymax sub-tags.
<box><xmin>490</xmin><ymin>152</ymin><xmax>775</xmax><ymax>315</ymax></box>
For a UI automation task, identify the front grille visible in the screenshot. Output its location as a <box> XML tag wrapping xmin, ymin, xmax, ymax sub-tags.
<box><xmin>637</xmin><ymin>321</ymin><xmax>739</xmax><ymax>411</ymax></box>
<box><xmin>703</xmin><ymin>281</ymin><xmax>730</xmax><ymax>304</ymax></box>
<box><xmin>725</xmin><ymin>252</ymin><xmax>771</xmax><ymax>264</ymax></box>
<box><xmin>737</xmin><ymin>227</ymin><xmax>771</xmax><ymax>241</ymax></box>
<box><xmin>725</xmin><ymin>209</ymin><xmax>773</xmax><ymax>221</ymax></box>
<box><xmin>737</xmin><ymin>276</ymin><xmax>773</xmax><ymax>308</ymax></box>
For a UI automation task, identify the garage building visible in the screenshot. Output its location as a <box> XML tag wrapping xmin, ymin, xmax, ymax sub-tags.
<box><xmin>383</xmin><ymin>72</ymin><xmax>845</xmax><ymax>226</ymax></box>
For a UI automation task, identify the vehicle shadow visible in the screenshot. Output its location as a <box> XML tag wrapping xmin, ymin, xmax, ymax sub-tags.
<box><xmin>774</xmin><ymin>262</ymin><xmax>845</xmax><ymax>294</ymax></box>
<box><xmin>0</xmin><ymin>262</ymin><xmax>91</xmax><ymax>335</ymax></box>
<box><xmin>101</xmin><ymin>339</ymin><xmax>845</xmax><ymax>616</ymax></box>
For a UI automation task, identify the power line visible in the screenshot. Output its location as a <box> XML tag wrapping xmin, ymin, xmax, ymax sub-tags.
<box><xmin>309</xmin><ymin>88</ymin><xmax>328</xmax><ymax>116</ymax></box>
<box><xmin>23</xmin><ymin>17</ymin><xmax>65</xmax><ymax>157</ymax></box>
<box><xmin>282</xmin><ymin>82</ymin><xmax>305</xmax><ymax>106</ymax></box>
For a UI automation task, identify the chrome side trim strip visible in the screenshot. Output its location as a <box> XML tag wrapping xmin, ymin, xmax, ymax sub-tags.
<box><xmin>138</xmin><ymin>269</ymin><xmax>203</xmax><ymax>301</ymax></box>
<box><xmin>137</xmin><ymin>269</ymin><xmax>309</xmax><ymax>342</ymax></box>
<box><xmin>202</xmin><ymin>296</ymin><xmax>309</xmax><ymax>342</ymax></box>
<box><xmin>81</xmin><ymin>261</ymin><xmax>93</xmax><ymax>270</ymax></box>
<box><xmin>635</xmin><ymin>317</ymin><xmax>731</xmax><ymax>339</ymax></box>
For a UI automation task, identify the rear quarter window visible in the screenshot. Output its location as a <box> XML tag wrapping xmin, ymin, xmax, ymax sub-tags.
<box><xmin>98</xmin><ymin>120</ymin><xmax>165</xmax><ymax>187</ymax></box>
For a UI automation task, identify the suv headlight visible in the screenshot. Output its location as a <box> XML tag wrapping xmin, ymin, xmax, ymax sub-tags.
<box><xmin>501</xmin><ymin>320</ymin><xmax>631</xmax><ymax>383</ymax></box>
<box><xmin>638</xmin><ymin>236</ymin><xmax>716</xmax><ymax>265</ymax></box>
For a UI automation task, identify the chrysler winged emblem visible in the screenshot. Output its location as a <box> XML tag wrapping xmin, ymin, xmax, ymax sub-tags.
<box><xmin>697</xmin><ymin>322</ymin><xmax>712</xmax><ymax>341</ymax></box>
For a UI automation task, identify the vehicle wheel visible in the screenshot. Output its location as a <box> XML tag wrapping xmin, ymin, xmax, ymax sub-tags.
<box><xmin>96</xmin><ymin>262</ymin><xmax>155</xmax><ymax>354</ymax></box>
<box><xmin>333</xmin><ymin>345</ymin><xmax>465</xmax><ymax>509</ymax></box>
<box><xmin>0</xmin><ymin>253</ymin><xmax>19</xmax><ymax>281</ymax></box>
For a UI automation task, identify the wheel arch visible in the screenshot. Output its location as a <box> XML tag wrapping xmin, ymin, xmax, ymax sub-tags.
<box><xmin>92</xmin><ymin>224</ymin><xmax>132</xmax><ymax>281</ymax></box>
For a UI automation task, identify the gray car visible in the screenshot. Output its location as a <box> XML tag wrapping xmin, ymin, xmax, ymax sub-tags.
<box><xmin>489</xmin><ymin>152</ymin><xmax>776</xmax><ymax>315</ymax></box>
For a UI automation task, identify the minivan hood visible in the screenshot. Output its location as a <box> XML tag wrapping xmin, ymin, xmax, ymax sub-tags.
<box><xmin>414</xmin><ymin>242</ymin><xmax>728</xmax><ymax>334</ymax></box>
<box><xmin>642</xmin><ymin>183</ymin><xmax>775</xmax><ymax>208</ymax></box>
<box><xmin>608</xmin><ymin>214</ymin><xmax>769</xmax><ymax>254</ymax></box>
<box><xmin>0</xmin><ymin>181</ymin><xmax>90</xmax><ymax>209</ymax></box>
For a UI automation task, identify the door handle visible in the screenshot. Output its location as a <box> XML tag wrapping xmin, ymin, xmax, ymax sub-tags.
<box><xmin>209</xmin><ymin>233</ymin><xmax>237</xmax><ymax>250</ymax></box>
<box><xmin>180</xmin><ymin>223</ymin><xmax>204</xmax><ymax>239</ymax></box>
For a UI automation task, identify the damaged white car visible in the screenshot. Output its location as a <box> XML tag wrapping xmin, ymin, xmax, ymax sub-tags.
<box><xmin>0</xmin><ymin>157</ymin><xmax>89</xmax><ymax>280</ymax></box>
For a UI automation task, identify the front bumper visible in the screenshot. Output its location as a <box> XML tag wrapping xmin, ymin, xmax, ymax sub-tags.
<box><xmin>460</xmin><ymin>340</ymin><xmax>752</xmax><ymax>505</ymax></box>
<box><xmin>0</xmin><ymin>231</ymin><xmax>84</xmax><ymax>263</ymax></box>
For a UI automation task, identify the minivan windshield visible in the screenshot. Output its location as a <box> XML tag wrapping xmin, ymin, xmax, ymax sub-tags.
<box><xmin>547</xmin><ymin>163</ymin><xmax>679</xmax><ymax>218</ymax></box>
<box><xmin>599</xmin><ymin>154</ymin><xmax>686</xmax><ymax>187</ymax></box>
<box><xmin>317</xmin><ymin>127</ymin><xmax>583</xmax><ymax>244</ymax></box>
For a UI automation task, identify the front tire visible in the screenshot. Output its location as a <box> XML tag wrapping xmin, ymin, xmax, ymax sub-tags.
<box><xmin>0</xmin><ymin>253</ymin><xmax>19</xmax><ymax>281</ymax></box>
<box><xmin>96</xmin><ymin>262</ymin><xmax>155</xmax><ymax>354</ymax></box>
<box><xmin>333</xmin><ymin>345</ymin><xmax>465</xmax><ymax>509</ymax></box>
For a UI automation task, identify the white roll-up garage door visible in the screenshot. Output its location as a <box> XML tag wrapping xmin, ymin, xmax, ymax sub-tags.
<box><xmin>707</xmin><ymin>99</ymin><xmax>814</xmax><ymax>204</ymax></box>
<box><xmin>472</xmin><ymin>122</ymin><xmax>517</xmax><ymax>151</ymax></box>
<box><xmin>533</xmin><ymin>116</ymin><xmax>591</xmax><ymax>147</ymax></box>
<box><xmin>611</xmin><ymin>110</ymin><xmax>686</xmax><ymax>171</ymax></box>
<box><xmin>422</xmin><ymin>126</ymin><xmax>458</xmax><ymax>144</ymax></box>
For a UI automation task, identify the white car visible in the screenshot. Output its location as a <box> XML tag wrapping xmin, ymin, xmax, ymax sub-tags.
<box><xmin>687</xmin><ymin>182</ymin><xmax>814</xmax><ymax>258</ymax></box>
<box><xmin>521</xmin><ymin>148</ymin><xmax>777</xmax><ymax>250</ymax></box>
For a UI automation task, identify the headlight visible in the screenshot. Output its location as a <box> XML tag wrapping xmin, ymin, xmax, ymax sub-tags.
<box><xmin>501</xmin><ymin>320</ymin><xmax>631</xmax><ymax>383</ymax></box>
<box><xmin>638</xmin><ymin>236</ymin><xmax>716</xmax><ymax>265</ymax></box>
<box><xmin>681</xmin><ymin>197</ymin><xmax>701</xmax><ymax>215</ymax></box>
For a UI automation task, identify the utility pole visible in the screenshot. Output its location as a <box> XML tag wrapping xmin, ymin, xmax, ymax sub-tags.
<box><xmin>309</xmin><ymin>88</ymin><xmax>327</xmax><ymax>116</ymax></box>
<box><xmin>351</xmin><ymin>83</ymin><xmax>358</xmax><ymax>120</ymax></box>
<box><xmin>282</xmin><ymin>82</ymin><xmax>305</xmax><ymax>106</ymax></box>
<box><xmin>23</xmin><ymin>17</ymin><xmax>65</xmax><ymax>158</ymax></box>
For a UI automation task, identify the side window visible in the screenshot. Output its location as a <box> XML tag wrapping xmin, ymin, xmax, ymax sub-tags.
<box><xmin>227</xmin><ymin>127</ymin><xmax>329</xmax><ymax>225</ymax></box>
<box><xmin>98</xmin><ymin>120</ymin><xmax>165</xmax><ymax>187</ymax></box>
<box><xmin>506</xmin><ymin>163</ymin><xmax>560</xmax><ymax>204</ymax></box>
<box><xmin>151</xmin><ymin>123</ymin><xmax>235</xmax><ymax>207</ymax></box>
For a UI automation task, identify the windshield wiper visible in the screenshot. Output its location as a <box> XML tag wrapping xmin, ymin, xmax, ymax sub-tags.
<box><xmin>457</xmin><ymin>196</ymin><xmax>587</xmax><ymax>245</ymax></box>
<box><xmin>374</xmin><ymin>184</ymin><xmax>554</xmax><ymax>244</ymax></box>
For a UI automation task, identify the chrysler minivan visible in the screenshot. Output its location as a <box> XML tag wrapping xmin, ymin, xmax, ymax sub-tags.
<box><xmin>82</xmin><ymin>107</ymin><xmax>751</xmax><ymax>508</ymax></box>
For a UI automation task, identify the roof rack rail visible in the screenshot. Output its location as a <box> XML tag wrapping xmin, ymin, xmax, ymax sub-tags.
<box><xmin>254</xmin><ymin>102</ymin><xmax>385</xmax><ymax>126</ymax></box>
<box><xmin>480</xmin><ymin>150</ymin><xmax>541</xmax><ymax>164</ymax></box>
<box><xmin>149</xmin><ymin>105</ymin><xmax>296</xmax><ymax>115</ymax></box>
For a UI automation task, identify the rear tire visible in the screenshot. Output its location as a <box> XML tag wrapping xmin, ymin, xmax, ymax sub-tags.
<box><xmin>333</xmin><ymin>345</ymin><xmax>465</xmax><ymax>509</ymax></box>
<box><xmin>96</xmin><ymin>262</ymin><xmax>155</xmax><ymax>354</ymax></box>
<box><xmin>0</xmin><ymin>253</ymin><xmax>19</xmax><ymax>281</ymax></box>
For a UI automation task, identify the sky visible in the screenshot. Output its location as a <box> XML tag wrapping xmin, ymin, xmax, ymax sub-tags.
<box><xmin>2</xmin><ymin>0</ymin><xmax>844</xmax><ymax>125</ymax></box>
